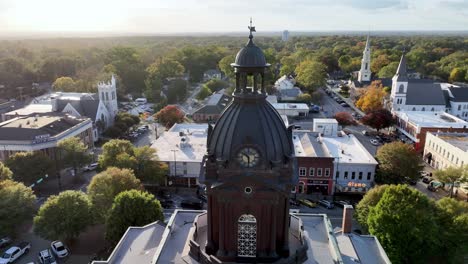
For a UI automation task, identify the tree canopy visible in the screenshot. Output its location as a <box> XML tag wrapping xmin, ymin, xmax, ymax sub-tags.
<box><xmin>105</xmin><ymin>190</ymin><xmax>164</xmax><ymax>244</ymax></box>
<box><xmin>375</xmin><ymin>142</ymin><xmax>424</xmax><ymax>184</ymax></box>
<box><xmin>0</xmin><ymin>162</ymin><xmax>13</xmax><ymax>182</ymax></box>
<box><xmin>87</xmin><ymin>167</ymin><xmax>142</xmax><ymax>221</ymax></box>
<box><xmin>155</xmin><ymin>105</ymin><xmax>185</xmax><ymax>128</ymax></box>
<box><xmin>34</xmin><ymin>190</ymin><xmax>93</xmax><ymax>241</ymax></box>
<box><xmin>295</xmin><ymin>59</ymin><xmax>327</xmax><ymax>92</ymax></box>
<box><xmin>0</xmin><ymin>180</ymin><xmax>36</xmax><ymax>235</ymax></box>
<box><xmin>57</xmin><ymin>137</ymin><xmax>91</xmax><ymax>177</ymax></box>
<box><xmin>333</xmin><ymin>112</ymin><xmax>356</xmax><ymax>128</ymax></box>
<box><xmin>360</xmin><ymin>108</ymin><xmax>395</xmax><ymax>131</ymax></box>
<box><xmin>434</xmin><ymin>166</ymin><xmax>468</xmax><ymax>198</ymax></box>
<box><xmin>5</xmin><ymin>152</ymin><xmax>55</xmax><ymax>185</ymax></box>
<box><xmin>52</xmin><ymin>76</ymin><xmax>76</xmax><ymax>92</ymax></box>
<box><xmin>355</xmin><ymin>81</ymin><xmax>387</xmax><ymax>113</ymax></box>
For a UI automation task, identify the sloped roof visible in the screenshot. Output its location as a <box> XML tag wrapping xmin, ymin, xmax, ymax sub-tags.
<box><xmin>56</xmin><ymin>95</ymin><xmax>100</xmax><ymax>121</ymax></box>
<box><xmin>395</xmin><ymin>54</ymin><xmax>408</xmax><ymax>82</ymax></box>
<box><xmin>448</xmin><ymin>86</ymin><xmax>468</xmax><ymax>102</ymax></box>
<box><xmin>406</xmin><ymin>80</ymin><xmax>446</xmax><ymax>105</ymax></box>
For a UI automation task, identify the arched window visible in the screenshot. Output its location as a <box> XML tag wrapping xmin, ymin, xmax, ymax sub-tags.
<box><xmin>431</xmin><ymin>108</ymin><xmax>434</xmax><ymax>111</ymax></box>
<box><xmin>412</xmin><ymin>107</ymin><xmax>416</xmax><ymax>111</ymax></box>
<box><xmin>399</xmin><ymin>84</ymin><xmax>404</xmax><ymax>93</ymax></box>
<box><xmin>422</xmin><ymin>107</ymin><xmax>425</xmax><ymax>111</ymax></box>
<box><xmin>238</xmin><ymin>214</ymin><xmax>257</xmax><ymax>258</ymax></box>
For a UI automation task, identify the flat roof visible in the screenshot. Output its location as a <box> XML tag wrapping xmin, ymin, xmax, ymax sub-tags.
<box><xmin>429</xmin><ymin>132</ymin><xmax>468</xmax><ymax>152</ymax></box>
<box><xmin>272</xmin><ymin>103</ymin><xmax>309</xmax><ymax>110</ymax></box>
<box><xmin>395</xmin><ymin>111</ymin><xmax>468</xmax><ymax>128</ymax></box>
<box><xmin>152</xmin><ymin>123</ymin><xmax>208</xmax><ymax>163</ymax></box>
<box><xmin>335</xmin><ymin>232</ymin><xmax>391</xmax><ymax>264</ymax></box>
<box><xmin>292</xmin><ymin>131</ymin><xmax>330</xmax><ymax>157</ymax></box>
<box><xmin>321</xmin><ymin>134</ymin><xmax>378</xmax><ymax>165</ymax></box>
<box><xmin>5</xmin><ymin>104</ymin><xmax>52</xmax><ymax>116</ymax></box>
<box><xmin>314</xmin><ymin>118</ymin><xmax>338</xmax><ymax>124</ymax></box>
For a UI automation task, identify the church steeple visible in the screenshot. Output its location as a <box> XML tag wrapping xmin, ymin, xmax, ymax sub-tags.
<box><xmin>358</xmin><ymin>34</ymin><xmax>372</xmax><ymax>82</ymax></box>
<box><xmin>395</xmin><ymin>52</ymin><xmax>408</xmax><ymax>82</ymax></box>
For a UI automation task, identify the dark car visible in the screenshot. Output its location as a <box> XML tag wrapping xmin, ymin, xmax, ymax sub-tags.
<box><xmin>180</xmin><ymin>199</ymin><xmax>203</xmax><ymax>210</ymax></box>
<box><xmin>405</xmin><ymin>177</ymin><xmax>417</xmax><ymax>185</ymax></box>
<box><xmin>422</xmin><ymin>176</ymin><xmax>433</xmax><ymax>184</ymax></box>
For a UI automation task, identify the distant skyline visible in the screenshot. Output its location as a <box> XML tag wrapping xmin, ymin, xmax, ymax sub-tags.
<box><xmin>0</xmin><ymin>0</ymin><xmax>467</xmax><ymax>35</ymax></box>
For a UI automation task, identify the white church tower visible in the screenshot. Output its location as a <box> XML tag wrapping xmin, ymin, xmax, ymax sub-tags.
<box><xmin>390</xmin><ymin>53</ymin><xmax>409</xmax><ymax>112</ymax></box>
<box><xmin>357</xmin><ymin>35</ymin><xmax>372</xmax><ymax>83</ymax></box>
<box><xmin>98</xmin><ymin>75</ymin><xmax>118</xmax><ymax>124</ymax></box>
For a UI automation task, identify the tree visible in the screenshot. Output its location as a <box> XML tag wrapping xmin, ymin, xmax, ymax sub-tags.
<box><xmin>57</xmin><ymin>137</ymin><xmax>91</xmax><ymax>178</ymax></box>
<box><xmin>0</xmin><ymin>162</ymin><xmax>13</xmax><ymax>181</ymax></box>
<box><xmin>98</xmin><ymin>139</ymin><xmax>136</xmax><ymax>170</ymax></box>
<box><xmin>378</xmin><ymin>61</ymin><xmax>399</xmax><ymax>78</ymax></box>
<box><xmin>147</xmin><ymin>58</ymin><xmax>184</xmax><ymax>81</ymax></box>
<box><xmin>196</xmin><ymin>85</ymin><xmax>212</xmax><ymax>100</ymax></box>
<box><xmin>449</xmin><ymin>67</ymin><xmax>466</xmax><ymax>83</ymax></box>
<box><xmin>218</xmin><ymin>55</ymin><xmax>235</xmax><ymax>78</ymax></box>
<box><xmin>355</xmin><ymin>81</ymin><xmax>387</xmax><ymax>113</ymax></box>
<box><xmin>52</xmin><ymin>76</ymin><xmax>76</xmax><ymax>92</ymax></box>
<box><xmin>367</xmin><ymin>185</ymin><xmax>439</xmax><ymax>264</ymax></box>
<box><xmin>360</xmin><ymin>108</ymin><xmax>395</xmax><ymax>131</ymax></box>
<box><xmin>297</xmin><ymin>93</ymin><xmax>312</xmax><ymax>103</ymax></box>
<box><xmin>435</xmin><ymin>198</ymin><xmax>468</xmax><ymax>262</ymax></box>
<box><xmin>338</xmin><ymin>55</ymin><xmax>352</xmax><ymax>72</ymax></box>
<box><xmin>167</xmin><ymin>79</ymin><xmax>188</xmax><ymax>103</ymax></box>
<box><xmin>0</xmin><ymin>180</ymin><xmax>36</xmax><ymax>235</ymax></box>
<box><xmin>34</xmin><ymin>190</ymin><xmax>93</xmax><ymax>241</ymax></box>
<box><xmin>295</xmin><ymin>60</ymin><xmax>327</xmax><ymax>92</ymax></box>
<box><xmin>104</xmin><ymin>46</ymin><xmax>146</xmax><ymax>94</ymax></box>
<box><xmin>134</xmin><ymin>146</ymin><xmax>168</xmax><ymax>184</ymax></box>
<box><xmin>355</xmin><ymin>185</ymin><xmax>389</xmax><ymax>233</ymax></box>
<box><xmin>5</xmin><ymin>152</ymin><xmax>54</xmax><ymax>185</ymax></box>
<box><xmin>434</xmin><ymin>166</ymin><xmax>468</xmax><ymax>198</ymax></box>
<box><xmin>155</xmin><ymin>105</ymin><xmax>184</xmax><ymax>128</ymax></box>
<box><xmin>279</xmin><ymin>56</ymin><xmax>296</xmax><ymax>76</ymax></box>
<box><xmin>204</xmin><ymin>79</ymin><xmax>228</xmax><ymax>93</ymax></box>
<box><xmin>87</xmin><ymin>167</ymin><xmax>142</xmax><ymax>221</ymax></box>
<box><xmin>375</xmin><ymin>142</ymin><xmax>423</xmax><ymax>184</ymax></box>
<box><xmin>333</xmin><ymin>112</ymin><xmax>356</xmax><ymax>128</ymax></box>
<box><xmin>106</xmin><ymin>190</ymin><xmax>163</xmax><ymax>244</ymax></box>
<box><xmin>371</xmin><ymin>54</ymin><xmax>391</xmax><ymax>74</ymax></box>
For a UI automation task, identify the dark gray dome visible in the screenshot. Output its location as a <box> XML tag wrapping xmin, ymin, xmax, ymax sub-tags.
<box><xmin>231</xmin><ymin>39</ymin><xmax>270</xmax><ymax>68</ymax></box>
<box><xmin>207</xmin><ymin>95</ymin><xmax>292</xmax><ymax>166</ymax></box>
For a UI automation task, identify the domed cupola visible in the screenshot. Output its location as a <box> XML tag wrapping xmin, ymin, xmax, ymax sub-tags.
<box><xmin>206</xmin><ymin>20</ymin><xmax>293</xmax><ymax>172</ymax></box>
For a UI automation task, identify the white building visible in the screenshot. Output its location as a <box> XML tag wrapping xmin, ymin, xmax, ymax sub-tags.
<box><xmin>282</xmin><ymin>30</ymin><xmax>289</xmax><ymax>41</ymax></box>
<box><xmin>313</xmin><ymin>118</ymin><xmax>338</xmax><ymax>137</ymax></box>
<box><xmin>357</xmin><ymin>35</ymin><xmax>371</xmax><ymax>83</ymax></box>
<box><xmin>203</xmin><ymin>69</ymin><xmax>222</xmax><ymax>81</ymax></box>
<box><xmin>424</xmin><ymin>132</ymin><xmax>468</xmax><ymax>170</ymax></box>
<box><xmin>15</xmin><ymin>75</ymin><xmax>118</xmax><ymax>141</ymax></box>
<box><xmin>151</xmin><ymin>123</ymin><xmax>208</xmax><ymax>187</ymax></box>
<box><xmin>274</xmin><ymin>75</ymin><xmax>303</xmax><ymax>101</ymax></box>
<box><xmin>272</xmin><ymin>103</ymin><xmax>309</xmax><ymax>117</ymax></box>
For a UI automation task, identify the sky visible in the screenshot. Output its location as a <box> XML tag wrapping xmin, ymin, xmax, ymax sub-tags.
<box><xmin>0</xmin><ymin>0</ymin><xmax>467</xmax><ymax>35</ymax></box>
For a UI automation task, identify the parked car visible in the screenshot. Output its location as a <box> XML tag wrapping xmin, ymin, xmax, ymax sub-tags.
<box><xmin>404</xmin><ymin>177</ymin><xmax>417</xmax><ymax>185</ymax></box>
<box><xmin>422</xmin><ymin>176</ymin><xmax>433</xmax><ymax>184</ymax></box>
<box><xmin>370</xmin><ymin>139</ymin><xmax>380</xmax><ymax>146</ymax></box>
<box><xmin>180</xmin><ymin>199</ymin><xmax>203</xmax><ymax>210</ymax></box>
<box><xmin>38</xmin><ymin>249</ymin><xmax>57</xmax><ymax>264</ymax></box>
<box><xmin>309</xmin><ymin>105</ymin><xmax>321</xmax><ymax>113</ymax></box>
<box><xmin>427</xmin><ymin>181</ymin><xmax>443</xmax><ymax>192</ymax></box>
<box><xmin>334</xmin><ymin>200</ymin><xmax>350</xmax><ymax>208</ymax></box>
<box><xmin>0</xmin><ymin>242</ymin><xmax>31</xmax><ymax>264</ymax></box>
<box><xmin>83</xmin><ymin>163</ymin><xmax>98</xmax><ymax>172</ymax></box>
<box><xmin>0</xmin><ymin>237</ymin><xmax>12</xmax><ymax>248</ymax></box>
<box><xmin>298</xmin><ymin>199</ymin><xmax>317</xmax><ymax>208</ymax></box>
<box><xmin>421</xmin><ymin>171</ymin><xmax>432</xmax><ymax>177</ymax></box>
<box><xmin>289</xmin><ymin>199</ymin><xmax>300</xmax><ymax>206</ymax></box>
<box><xmin>318</xmin><ymin>200</ymin><xmax>334</xmax><ymax>209</ymax></box>
<box><xmin>50</xmin><ymin>241</ymin><xmax>69</xmax><ymax>258</ymax></box>
<box><xmin>340</xmin><ymin>102</ymin><xmax>349</xmax><ymax>107</ymax></box>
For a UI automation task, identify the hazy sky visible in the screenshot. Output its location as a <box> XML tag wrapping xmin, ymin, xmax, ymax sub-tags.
<box><xmin>0</xmin><ymin>0</ymin><xmax>467</xmax><ymax>34</ymax></box>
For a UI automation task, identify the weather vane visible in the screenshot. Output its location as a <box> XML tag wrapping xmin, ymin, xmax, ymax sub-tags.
<box><xmin>248</xmin><ymin>17</ymin><xmax>256</xmax><ymax>38</ymax></box>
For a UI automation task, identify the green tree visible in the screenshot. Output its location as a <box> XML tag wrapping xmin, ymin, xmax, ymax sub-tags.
<box><xmin>371</xmin><ymin>54</ymin><xmax>391</xmax><ymax>74</ymax></box>
<box><xmin>104</xmin><ymin>46</ymin><xmax>146</xmax><ymax>94</ymax></box>
<box><xmin>147</xmin><ymin>58</ymin><xmax>184</xmax><ymax>80</ymax></box>
<box><xmin>106</xmin><ymin>190</ymin><xmax>164</xmax><ymax>244</ymax></box>
<box><xmin>196</xmin><ymin>85</ymin><xmax>212</xmax><ymax>100</ymax></box>
<box><xmin>338</xmin><ymin>55</ymin><xmax>352</xmax><ymax>72</ymax></box>
<box><xmin>0</xmin><ymin>180</ymin><xmax>36</xmax><ymax>235</ymax></box>
<box><xmin>87</xmin><ymin>167</ymin><xmax>141</xmax><ymax>221</ymax></box>
<box><xmin>57</xmin><ymin>137</ymin><xmax>91</xmax><ymax>178</ymax></box>
<box><xmin>368</xmin><ymin>185</ymin><xmax>439</xmax><ymax>264</ymax></box>
<box><xmin>218</xmin><ymin>54</ymin><xmax>235</xmax><ymax>78</ymax></box>
<box><xmin>0</xmin><ymin>162</ymin><xmax>13</xmax><ymax>181</ymax></box>
<box><xmin>279</xmin><ymin>56</ymin><xmax>296</xmax><ymax>76</ymax></box>
<box><xmin>155</xmin><ymin>105</ymin><xmax>185</xmax><ymax>128</ymax></box>
<box><xmin>355</xmin><ymin>185</ymin><xmax>389</xmax><ymax>233</ymax></box>
<box><xmin>204</xmin><ymin>79</ymin><xmax>228</xmax><ymax>93</ymax></box>
<box><xmin>98</xmin><ymin>140</ymin><xmax>136</xmax><ymax>170</ymax></box>
<box><xmin>52</xmin><ymin>76</ymin><xmax>76</xmax><ymax>92</ymax></box>
<box><xmin>295</xmin><ymin>60</ymin><xmax>327</xmax><ymax>92</ymax></box>
<box><xmin>378</xmin><ymin>61</ymin><xmax>399</xmax><ymax>78</ymax></box>
<box><xmin>434</xmin><ymin>166</ymin><xmax>468</xmax><ymax>198</ymax></box>
<box><xmin>167</xmin><ymin>79</ymin><xmax>188</xmax><ymax>103</ymax></box>
<box><xmin>375</xmin><ymin>142</ymin><xmax>423</xmax><ymax>184</ymax></box>
<box><xmin>297</xmin><ymin>93</ymin><xmax>312</xmax><ymax>103</ymax></box>
<box><xmin>133</xmin><ymin>146</ymin><xmax>168</xmax><ymax>184</ymax></box>
<box><xmin>34</xmin><ymin>190</ymin><xmax>93</xmax><ymax>241</ymax></box>
<box><xmin>6</xmin><ymin>152</ymin><xmax>54</xmax><ymax>185</ymax></box>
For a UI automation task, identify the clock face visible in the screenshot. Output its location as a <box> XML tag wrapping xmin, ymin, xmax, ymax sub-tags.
<box><xmin>237</xmin><ymin>147</ymin><xmax>260</xmax><ymax>168</ymax></box>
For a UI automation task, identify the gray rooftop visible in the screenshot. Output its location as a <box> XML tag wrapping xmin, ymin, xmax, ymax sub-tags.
<box><xmin>406</xmin><ymin>80</ymin><xmax>446</xmax><ymax>105</ymax></box>
<box><xmin>448</xmin><ymin>86</ymin><xmax>468</xmax><ymax>102</ymax></box>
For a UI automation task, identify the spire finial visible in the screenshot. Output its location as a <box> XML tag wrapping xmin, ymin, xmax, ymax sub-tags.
<box><xmin>248</xmin><ymin>17</ymin><xmax>256</xmax><ymax>40</ymax></box>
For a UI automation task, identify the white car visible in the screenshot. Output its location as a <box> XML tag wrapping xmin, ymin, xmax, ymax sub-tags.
<box><xmin>0</xmin><ymin>242</ymin><xmax>31</xmax><ymax>264</ymax></box>
<box><xmin>38</xmin><ymin>249</ymin><xmax>57</xmax><ymax>264</ymax></box>
<box><xmin>50</xmin><ymin>241</ymin><xmax>69</xmax><ymax>258</ymax></box>
<box><xmin>83</xmin><ymin>163</ymin><xmax>98</xmax><ymax>172</ymax></box>
<box><xmin>370</xmin><ymin>139</ymin><xmax>380</xmax><ymax>146</ymax></box>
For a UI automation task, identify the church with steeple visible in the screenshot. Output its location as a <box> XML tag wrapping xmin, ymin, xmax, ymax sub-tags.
<box><xmin>357</xmin><ymin>35</ymin><xmax>371</xmax><ymax>83</ymax></box>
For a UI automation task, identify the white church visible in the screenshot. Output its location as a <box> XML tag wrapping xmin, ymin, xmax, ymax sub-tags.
<box><xmin>28</xmin><ymin>75</ymin><xmax>119</xmax><ymax>141</ymax></box>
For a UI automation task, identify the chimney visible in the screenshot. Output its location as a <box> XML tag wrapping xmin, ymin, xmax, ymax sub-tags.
<box><xmin>342</xmin><ymin>204</ymin><xmax>354</xmax><ymax>234</ymax></box>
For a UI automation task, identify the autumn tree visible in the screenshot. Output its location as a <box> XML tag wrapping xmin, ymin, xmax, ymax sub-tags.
<box><xmin>0</xmin><ymin>162</ymin><xmax>13</xmax><ymax>181</ymax></box>
<box><xmin>375</xmin><ymin>142</ymin><xmax>423</xmax><ymax>184</ymax></box>
<box><xmin>355</xmin><ymin>81</ymin><xmax>387</xmax><ymax>113</ymax></box>
<box><xmin>87</xmin><ymin>167</ymin><xmax>141</xmax><ymax>221</ymax></box>
<box><xmin>34</xmin><ymin>190</ymin><xmax>93</xmax><ymax>241</ymax></box>
<box><xmin>295</xmin><ymin>60</ymin><xmax>327</xmax><ymax>92</ymax></box>
<box><xmin>6</xmin><ymin>152</ymin><xmax>54</xmax><ymax>185</ymax></box>
<box><xmin>106</xmin><ymin>190</ymin><xmax>164</xmax><ymax>244</ymax></box>
<box><xmin>0</xmin><ymin>180</ymin><xmax>36</xmax><ymax>235</ymax></box>
<box><xmin>155</xmin><ymin>105</ymin><xmax>184</xmax><ymax>128</ymax></box>
<box><xmin>360</xmin><ymin>108</ymin><xmax>394</xmax><ymax>131</ymax></box>
<box><xmin>52</xmin><ymin>76</ymin><xmax>76</xmax><ymax>92</ymax></box>
<box><xmin>434</xmin><ymin>166</ymin><xmax>468</xmax><ymax>198</ymax></box>
<box><xmin>449</xmin><ymin>67</ymin><xmax>467</xmax><ymax>83</ymax></box>
<box><xmin>333</xmin><ymin>112</ymin><xmax>356</xmax><ymax>128</ymax></box>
